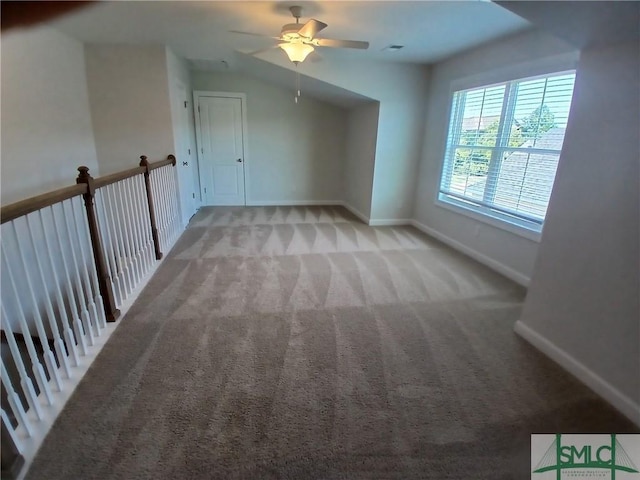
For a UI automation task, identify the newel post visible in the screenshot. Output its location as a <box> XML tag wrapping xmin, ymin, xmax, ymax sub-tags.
<box><xmin>76</xmin><ymin>166</ymin><xmax>120</xmax><ymax>322</ymax></box>
<box><xmin>140</xmin><ymin>156</ymin><xmax>163</xmax><ymax>260</ymax></box>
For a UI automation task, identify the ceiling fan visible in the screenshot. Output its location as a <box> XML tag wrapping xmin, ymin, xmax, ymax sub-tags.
<box><xmin>232</xmin><ymin>5</ymin><xmax>370</xmax><ymax>64</ymax></box>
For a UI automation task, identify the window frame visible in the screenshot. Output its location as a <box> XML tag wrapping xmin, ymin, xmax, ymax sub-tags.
<box><xmin>435</xmin><ymin>59</ymin><xmax>578</xmax><ymax>242</ymax></box>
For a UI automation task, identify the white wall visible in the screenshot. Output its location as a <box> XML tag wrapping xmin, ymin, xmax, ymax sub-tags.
<box><xmin>344</xmin><ymin>102</ymin><xmax>380</xmax><ymax>220</ymax></box>
<box><xmin>191</xmin><ymin>71</ymin><xmax>347</xmax><ymax>205</ymax></box>
<box><xmin>320</xmin><ymin>61</ymin><xmax>429</xmax><ymax>222</ymax></box>
<box><xmin>1</xmin><ymin>27</ymin><xmax>98</xmax><ymax>204</ymax></box>
<box><xmin>413</xmin><ymin>29</ymin><xmax>578</xmax><ymax>284</ymax></box>
<box><xmin>516</xmin><ymin>40</ymin><xmax>640</xmax><ymax>424</ymax></box>
<box><xmin>306</xmin><ymin>60</ymin><xmax>430</xmax><ymax>222</ymax></box>
<box><xmin>84</xmin><ymin>45</ymin><xmax>175</xmax><ymax>174</ymax></box>
<box><xmin>0</xmin><ymin>27</ymin><xmax>101</xmax><ymax>338</ymax></box>
<box><xmin>246</xmin><ymin>55</ymin><xmax>429</xmax><ymax>221</ymax></box>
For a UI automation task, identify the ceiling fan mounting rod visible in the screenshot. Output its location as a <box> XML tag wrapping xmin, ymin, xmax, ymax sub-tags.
<box><xmin>289</xmin><ymin>5</ymin><xmax>302</xmax><ymax>22</ymax></box>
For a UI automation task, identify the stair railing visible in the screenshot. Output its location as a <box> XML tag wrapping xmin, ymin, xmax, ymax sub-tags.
<box><xmin>0</xmin><ymin>154</ymin><xmax>180</xmax><ymax>479</ymax></box>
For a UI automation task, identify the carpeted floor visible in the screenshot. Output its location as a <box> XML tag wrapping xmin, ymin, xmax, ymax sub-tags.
<box><xmin>26</xmin><ymin>206</ymin><xmax>637</xmax><ymax>479</ymax></box>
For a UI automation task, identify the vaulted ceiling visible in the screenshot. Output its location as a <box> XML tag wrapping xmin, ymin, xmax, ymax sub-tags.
<box><xmin>46</xmin><ymin>2</ymin><xmax>639</xmax><ymax>109</ymax></box>
<box><xmin>50</xmin><ymin>1</ymin><xmax>531</xmax><ymax>69</ymax></box>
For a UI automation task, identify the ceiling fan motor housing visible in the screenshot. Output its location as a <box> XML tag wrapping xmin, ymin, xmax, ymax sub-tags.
<box><xmin>289</xmin><ymin>6</ymin><xmax>303</xmax><ymax>19</ymax></box>
<box><xmin>281</xmin><ymin>23</ymin><xmax>304</xmax><ymax>41</ymax></box>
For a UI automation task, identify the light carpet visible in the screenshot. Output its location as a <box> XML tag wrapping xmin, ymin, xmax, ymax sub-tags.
<box><xmin>26</xmin><ymin>206</ymin><xmax>637</xmax><ymax>479</ymax></box>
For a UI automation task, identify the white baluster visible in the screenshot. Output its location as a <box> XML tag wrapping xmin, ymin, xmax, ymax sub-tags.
<box><xmin>1</xmin><ymin>305</ymin><xmax>43</xmax><ymax>420</ymax></box>
<box><xmin>134</xmin><ymin>175</ymin><xmax>153</xmax><ymax>274</ymax></box>
<box><xmin>67</xmin><ymin>199</ymin><xmax>98</xmax><ymax>340</ymax></box>
<box><xmin>1</xmin><ymin>409</ymin><xmax>23</xmax><ymax>454</ymax></box>
<box><xmin>50</xmin><ymin>204</ymin><xmax>80</xmax><ymax>366</ymax></box>
<box><xmin>59</xmin><ymin>200</ymin><xmax>89</xmax><ymax>355</ymax></box>
<box><xmin>133</xmin><ymin>175</ymin><xmax>153</xmax><ymax>272</ymax></box>
<box><xmin>149</xmin><ymin>171</ymin><xmax>162</xmax><ymax>251</ymax></box>
<box><xmin>162</xmin><ymin>167</ymin><xmax>173</xmax><ymax>244</ymax></box>
<box><xmin>166</xmin><ymin>167</ymin><xmax>178</xmax><ymax>243</ymax></box>
<box><xmin>106</xmin><ymin>188</ymin><xmax>125</xmax><ymax>306</ymax></box>
<box><xmin>124</xmin><ymin>177</ymin><xmax>145</xmax><ymax>281</ymax></box>
<box><xmin>133</xmin><ymin>175</ymin><xmax>150</xmax><ymax>274</ymax></box>
<box><xmin>157</xmin><ymin>168</ymin><xmax>170</xmax><ymax>249</ymax></box>
<box><xmin>143</xmin><ymin>174</ymin><xmax>155</xmax><ymax>265</ymax></box>
<box><xmin>62</xmin><ymin>200</ymin><xmax>95</xmax><ymax>348</ymax></box>
<box><xmin>154</xmin><ymin>170</ymin><xmax>166</xmax><ymax>250</ymax></box>
<box><xmin>116</xmin><ymin>180</ymin><xmax>135</xmax><ymax>285</ymax></box>
<box><xmin>95</xmin><ymin>190</ymin><xmax>122</xmax><ymax>307</ymax></box>
<box><xmin>10</xmin><ymin>220</ymin><xmax>63</xmax><ymax>393</ymax></box>
<box><xmin>0</xmin><ymin>362</ymin><xmax>33</xmax><ymax>437</ymax></box>
<box><xmin>1</xmin><ymin>244</ymin><xmax>54</xmax><ymax>405</ymax></box>
<box><xmin>74</xmin><ymin>199</ymin><xmax>106</xmax><ymax>332</ymax></box>
<box><xmin>172</xmin><ymin>168</ymin><xmax>181</xmax><ymax>240</ymax></box>
<box><xmin>115</xmin><ymin>181</ymin><xmax>139</xmax><ymax>289</ymax></box>
<box><xmin>104</xmin><ymin>185</ymin><xmax>132</xmax><ymax>297</ymax></box>
<box><xmin>69</xmin><ymin>199</ymin><xmax>101</xmax><ymax>337</ymax></box>
<box><xmin>126</xmin><ymin>179</ymin><xmax>143</xmax><ymax>286</ymax></box>
<box><xmin>34</xmin><ymin>210</ymin><xmax>73</xmax><ymax>379</ymax></box>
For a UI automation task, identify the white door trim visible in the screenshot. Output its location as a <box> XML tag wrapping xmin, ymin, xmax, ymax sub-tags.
<box><xmin>174</xmin><ymin>80</ymin><xmax>197</xmax><ymax>225</ymax></box>
<box><xmin>193</xmin><ymin>91</ymin><xmax>249</xmax><ymax>205</ymax></box>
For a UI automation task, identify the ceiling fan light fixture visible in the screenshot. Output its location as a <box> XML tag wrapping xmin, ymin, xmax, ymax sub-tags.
<box><xmin>280</xmin><ymin>42</ymin><xmax>314</xmax><ymax>63</ymax></box>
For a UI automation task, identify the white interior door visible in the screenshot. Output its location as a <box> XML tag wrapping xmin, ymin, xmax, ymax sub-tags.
<box><xmin>174</xmin><ymin>82</ymin><xmax>197</xmax><ymax>223</ymax></box>
<box><xmin>196</xmin><ymin>95</ymin><xmax>246</xmax><ymax>206</ymax></box>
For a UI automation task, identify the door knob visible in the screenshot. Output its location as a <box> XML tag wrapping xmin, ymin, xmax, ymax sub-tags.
<box><xmin>237</xmin><ymin>158</ymin><xmax>242</xmax><ymax>163</ymax></box>
<box><xmin>182</xmin><ymin>161</ymin><xmax>189</xmax><ymax>166</ymax></box>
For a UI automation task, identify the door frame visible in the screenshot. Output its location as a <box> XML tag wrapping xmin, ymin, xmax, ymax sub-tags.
<box><xmin>173</xmin><ymin>80</ymin><xmax>198</xmax><ymax>224</ymax></box>
<box><xmin>193</xmin><ymin>91</ymin><xmax>249</xmax><ymax>206</ymax></box>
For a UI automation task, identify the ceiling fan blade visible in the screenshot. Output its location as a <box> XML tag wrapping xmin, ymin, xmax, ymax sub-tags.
<box><xmin>315</xmin><ymin>38</ymin><xmax>369</xmax><ymax>49</ymax></box>
<box><xmin>229</xmin><ymin>30</ymin><xmax>280</xmax><ymax>40</ymax></box>
<box><xmin>244</xmin><ymin>45</ymin><xmax>280</xmax><ymax>56</ymax></box>
<box><xmin>297</xmin><ymin>19</ymin><xmax>328</xmax><ymax>39</ymax></box>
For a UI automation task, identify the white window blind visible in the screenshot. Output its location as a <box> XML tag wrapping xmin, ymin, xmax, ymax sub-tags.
<box><xmin>439</xmin><ymin>71</ymin><xmax>576</xmax><ymax>229</ymax></box>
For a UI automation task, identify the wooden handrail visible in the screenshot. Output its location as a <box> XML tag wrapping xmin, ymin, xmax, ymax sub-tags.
<box><xmin>84</xmin><ymin>156</ymin><xmax>174</xmax><ymax>188</ymax></box>
<box><xmin>0</xmin><ymin>155</ymin><xmax>176</xmax><ymax>223</ymax></box>
<box><xmin>1</xmin><ymin>154</ymin><xmax>175</xmax><ymax>324</ymax></box>
<box><xmin>1</xmin><ymin>184</ymin><xmax>87</xmax><ymax>224</ymax></box>
<box><xmin>0</xmin><ymin>157</ymin><xmax>176</xmax><ymax>224</ymax></box>
<box><xmin>0</xmin><ymin>154</ymin><xmax>178</xmax><ymax>477</ymax></box>
<box><xmin>148</xmin><ymin>154</ymin><xmax>176</xmax><ymax>171</ymax></box>
<box><xmin>92</xmin><ymin>166</ymin><xmax>146</xmax><ymax>190</ymax></box>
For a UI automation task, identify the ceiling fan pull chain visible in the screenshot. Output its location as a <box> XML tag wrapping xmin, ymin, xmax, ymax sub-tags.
<box><xmin>294</xmin><ymin>68</ymin><xmax>301</xmax><ymax>104</ymax></box>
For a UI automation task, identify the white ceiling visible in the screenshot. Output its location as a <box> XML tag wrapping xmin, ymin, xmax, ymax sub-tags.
<box><xmin>51</xmin><ymin>1</ymin><xmax>531</xmax><ymax>66</ymax></box>
<box><xmin>497</xmin><ymin>1</ymin><xmax>640</xmax><ymax>49</ymax></box>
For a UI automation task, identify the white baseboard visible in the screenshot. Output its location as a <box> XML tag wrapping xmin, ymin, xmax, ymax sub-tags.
<box><xmin>220</xmin><ymin>201</ymin><xmax>532</xmax><ymax>287</ymax></box>
<box><xmin>236</xmin><ymin>200</ymin><xmax>408</xmax><ymax>228</ymax></box>
<box><xmin>240</xmin><ymin>200</ymin><xmax>378</xmax><ymax>227</ymax></box>
<box><xmin>410</xmin><ymin>219</ymin><xmax>530</xmax><ymax>287</ymax></box>
<box><xmin>340</xmin><ymin>203</ymin><xmax>411</xmax><ymax>227</ymax></box>
<box><xmin>514</xmin><ymin>320</ymin><xmax>640</xmax><ymax>427</ymax></box>
<box><xmin>341</xmin><ymin>202</ymin><xmax>370</xmax><ymax>225</ymax></box>
<box><xmin>368</xmin><ymin>218</ymin><xmax>412</xmax><ymax>227</ymax></box>
<box><xmin>245</xmin><ymin>200</ymin><xmax>343</xmax><ymax>206</ymax></box>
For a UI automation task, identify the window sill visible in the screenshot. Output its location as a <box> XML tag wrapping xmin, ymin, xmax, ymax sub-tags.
<box><xmin>435</xmin><ymin>194</ymin><xmax>543</xmax><ymax>243</ymax></box>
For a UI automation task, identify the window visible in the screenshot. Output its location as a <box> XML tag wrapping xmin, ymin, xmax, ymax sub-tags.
<box><xmin>438</xmin><ymin>71</ymin><xmax>576</xmax><ymax>234</ymax></box>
